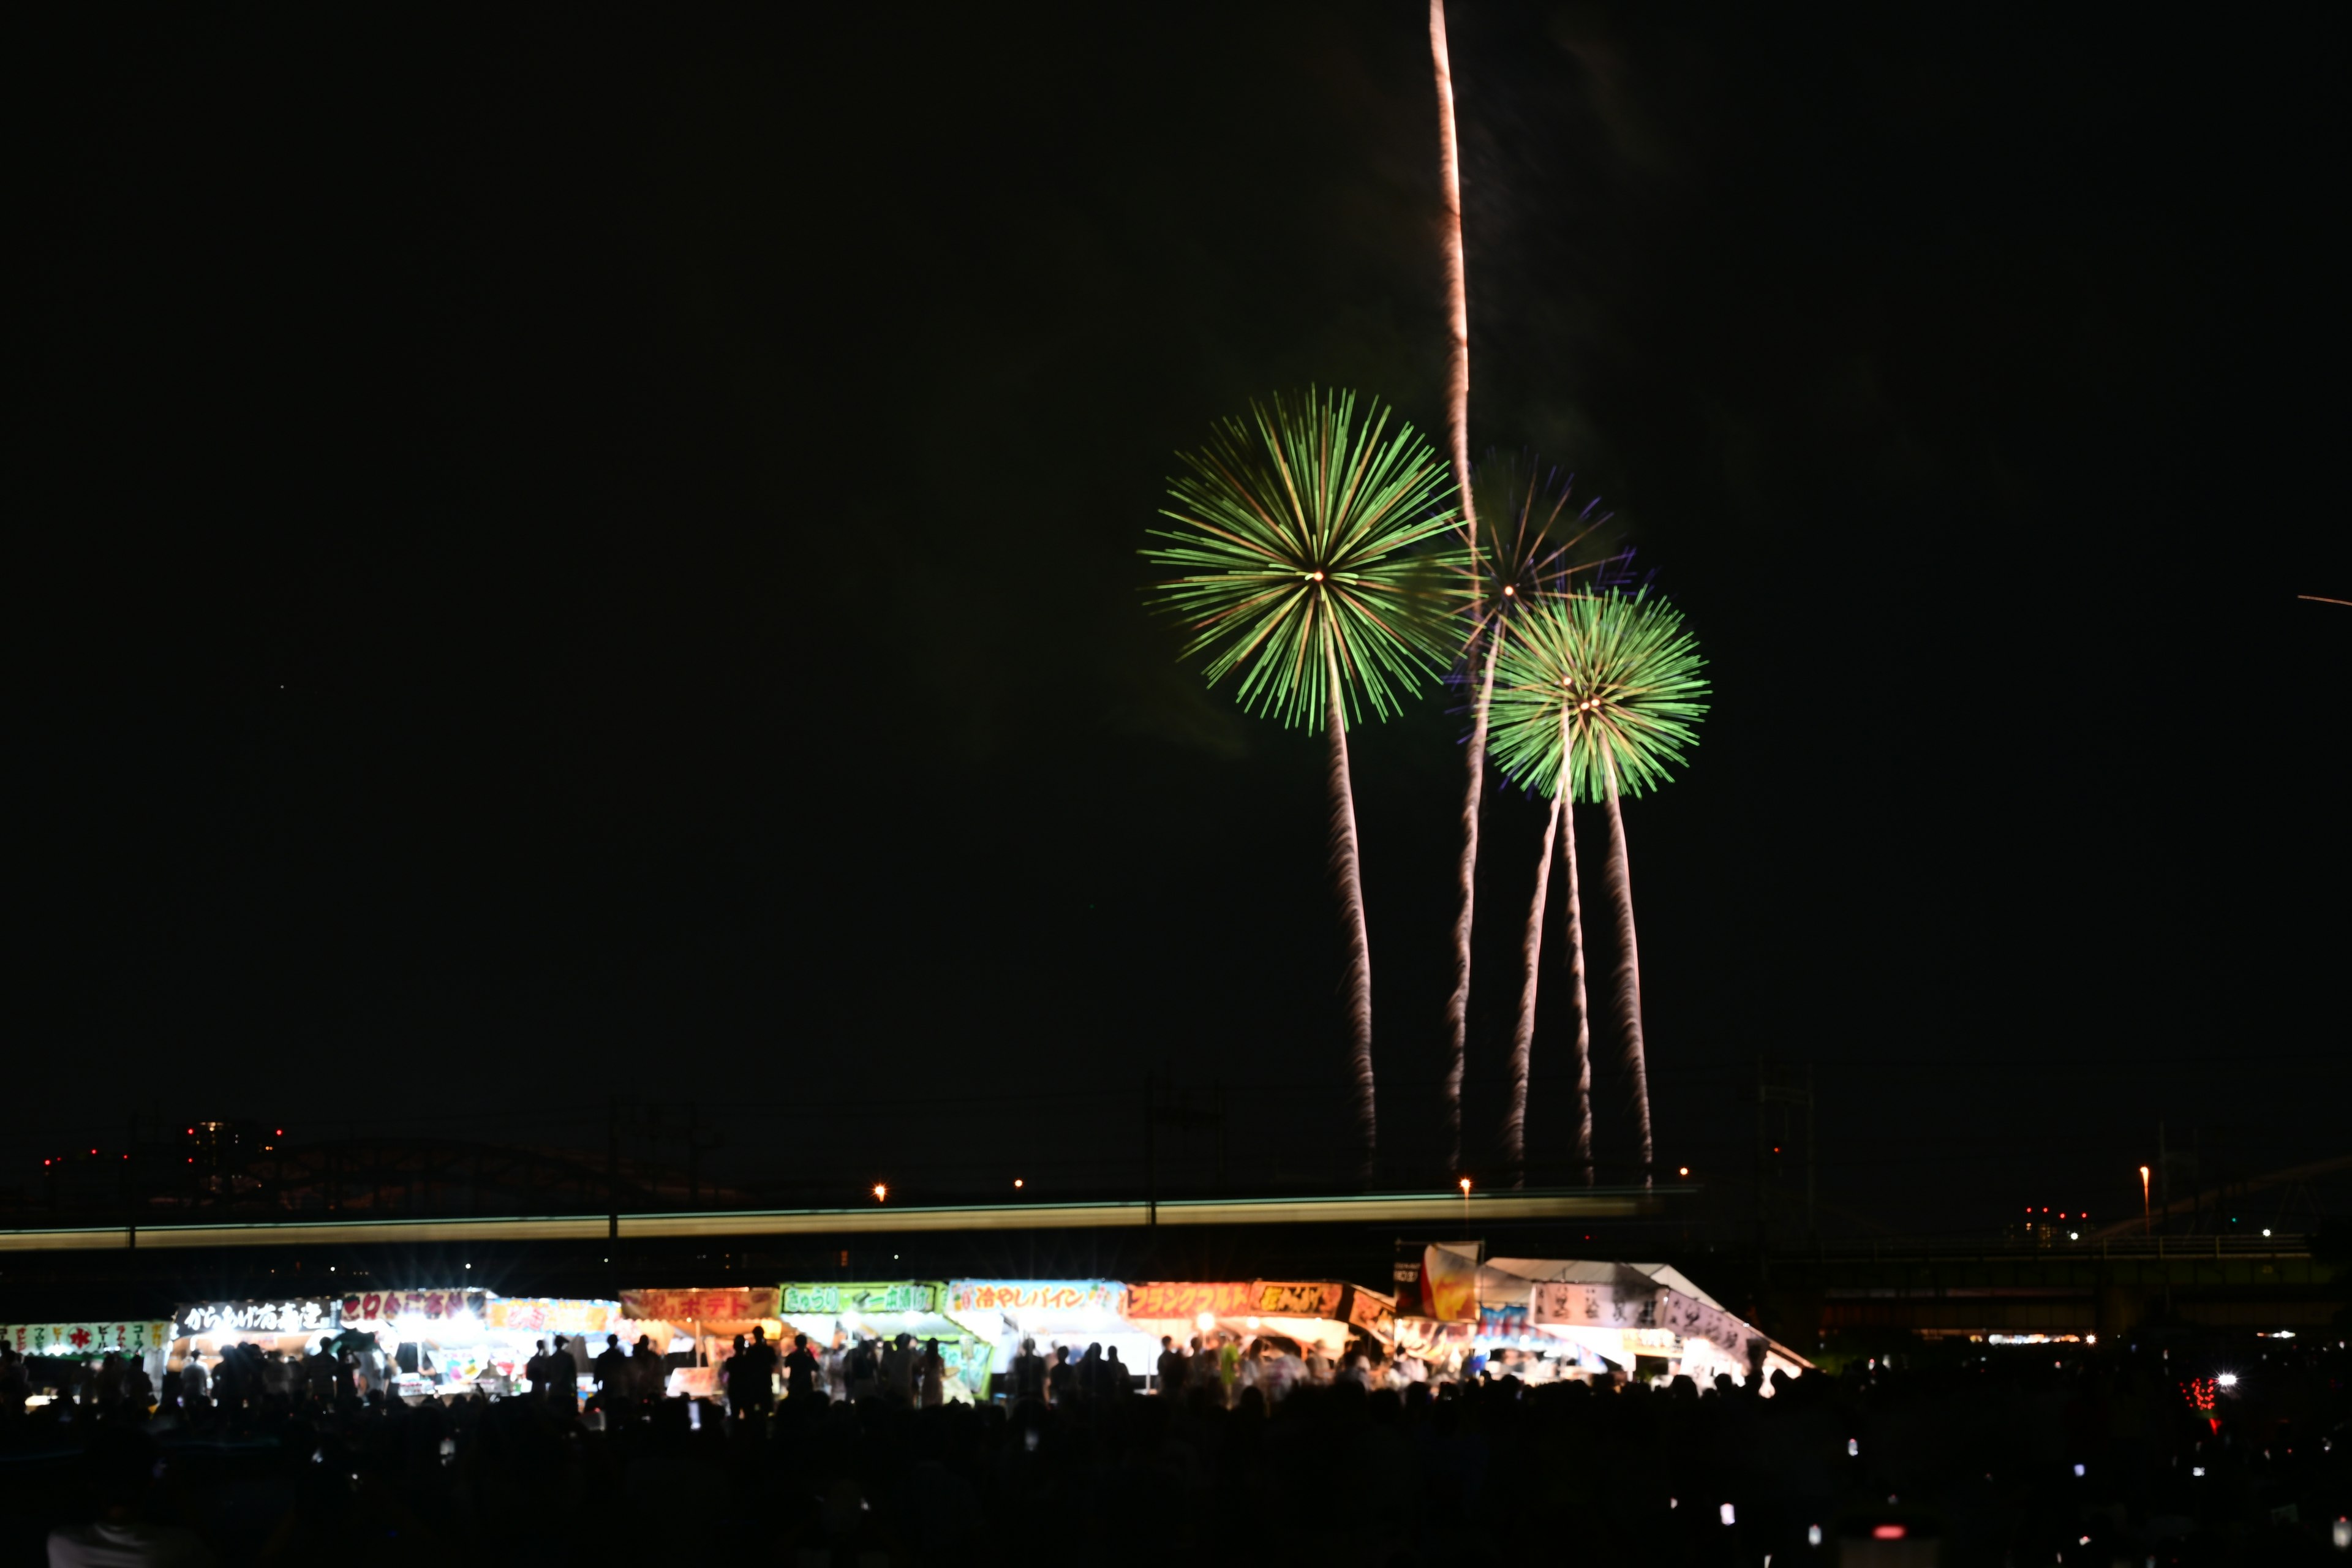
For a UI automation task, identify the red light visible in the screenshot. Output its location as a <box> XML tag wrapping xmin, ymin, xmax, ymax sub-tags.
<box><xmin>1871</xmin><ymin>1525</ymin><xmax>1907</xmax><ymax>1540</ymax></box>
<box><xmin>186</xmin><ymin>1128</ymin><xmax>193</xmax><ymax>1135</ymax></box>
<box><xmin>276</xmin><ymin>1129</ymin><xmax>284</xmax><ymax>1136</ymax></box>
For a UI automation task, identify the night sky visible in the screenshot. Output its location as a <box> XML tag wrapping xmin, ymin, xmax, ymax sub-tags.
<box><xmin>14</xmin><ymin>5</ymin><xmax>2344</xmax><ymax>1231</ymax></box>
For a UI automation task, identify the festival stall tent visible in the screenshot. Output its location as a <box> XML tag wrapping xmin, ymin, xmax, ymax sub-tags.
<box><xmin>1411</xmin><ymin>1246</ymin><xmax>1810</xmax><ymax>1385</ymax></box>
<box><xmin>615</xmin><ymin>1287</ymin><xmax>783</xmax><ymax>1400</ymax></box>
<box><xmin>340</xmin><ymin>1291</ymin><xmax>659</xmax><ymax>1401</ymax></box>
<box><xmin>3</xmin><ymin>1321</ymin><xmax>171</xmax><ymax>1401</ymax></box>
<box><xmin>778</xmin><ymin>1282</ymin><xmax>981</xmax><ymax>1398</ymax></box>
<box><xmin>945</xmin><ymin>1280</ymin><xmax>1158</xmax><ymax>1392</ymax></box>
<box><xmin>170</xmin><ymin>1296</ymin><xmax>355</xmax><ymax>1390</ymax></box>
<box><xmin>1120</xmin><ymin>1281</ymin><xmax>1397</xmax><ymax>1365</ymax></box>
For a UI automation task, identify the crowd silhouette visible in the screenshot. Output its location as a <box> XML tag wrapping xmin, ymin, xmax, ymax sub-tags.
<box><xmin>1</xmin><ymin>1328</ymin><xmax>2346</xmax><ymax>1564</ymax></box>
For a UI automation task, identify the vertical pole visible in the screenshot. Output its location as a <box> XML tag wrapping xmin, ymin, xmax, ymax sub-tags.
<box><xmin>1805</xmin><ymin>1063</ymin><xmax>1817</xmax><ymax>1242</ymax></box>
<box><xmin>1215</xmin><ymin>1080</ymin><xmax>1227</xmax><ymax>1194</ymax></box>
<box><xmin>607</xmin><ymin>1097</ymin><xmax>620</xmax><ymax>1242</ymax></box>
<box><xmin>1145</xmin><ymin>1074</ymin><xmax>1157</xmax><ymax>1227</ymax></box>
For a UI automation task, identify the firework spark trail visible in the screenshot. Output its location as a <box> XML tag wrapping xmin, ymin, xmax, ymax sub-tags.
<box><xmin>1428</xmin><ymin>0</ymin><xmax>1476</xmax><ymax>558</ymax></box>
<box><xmin>1601</xmin><ymin>752</ymin><xmax>1653</xmax><ymax>1189</ymax></box>
<box><xmin>1502</xmin><ymin>759</ymin><xmax>1558</xmax><ymax>1187</ymax></box>
<box><xmin>1446</xmin><ymin>627</ymin><xmax>1500</xmax><ymax>1175</ymax></box>
<box><xmin>1431</xmin><ymin>0</ymin><xmax>1487</xmax><ymax>1180</ymax></box>
<box><xmin>1558</xmin><ymin>714</ymin><xmax>1596</xmax><ymax>1186</ymax></box>
<box><xmin>1324</xmin><ymin>635</ymin><xmax>1378</xmax><ymax>1184</ymax></box>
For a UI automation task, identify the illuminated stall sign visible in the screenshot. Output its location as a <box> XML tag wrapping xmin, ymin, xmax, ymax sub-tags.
<box><xmin>1341</xmin><ymin>1285</ymin><xmax>1396</xmax><ymax>1338</ymax></box>
<box><xmin>337</xmin><ymin>1290</ymin><xmax>486</xmax><ymax>1325</ymax></box>
<box><xmin>1121</xmin><ymin>1282</ymin><xmax>1256</xmax><ymax>1322</ymax></box>
<box><xmin>173</xmin><ymin>1298</ymin><xmax>339</xmax><ymax>1339</ymax></box>
<box><xmin>949</xmin><ymin>1281</ymin><xmax>1115</xmax><ymax>1316</ymax></box>
<box><xmin>619</xmin><ymin>1287</ymin><xmax>780</xmax><ymax>1324</ymax></box>
<box><xmin>1528</xmin><ymin>1281</ymin><xmax>1757</xmax><ymax>1356</ymax></box>
<box><xmin>1251</xmin><ymin>1281</ymin><xmax>1344</xmax><ymax>1318</ymax></box>
<box><xmin>780</xmin><ymin>1283</ymin><xmax>940</xmax><ymax>1317</ymax></box>
<box><xmin>481</xmin><ymin>1298</ymin><xmax>620</xmax><ymax>1335</ymax></box>
<box><xmin>6</xmin><ymin>1322</ymin><xmax>171</xmax><ymax>1357</ymax></box>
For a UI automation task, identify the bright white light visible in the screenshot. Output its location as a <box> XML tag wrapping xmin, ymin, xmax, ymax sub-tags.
<box><xmin>2192</xmin><ymin>1466</ymin><xmax>2206</xmax><ymax>1477</ymax></box>
<box><xmin>1719</xmin><ymin>1504</ymin><xmax>1736</xmax><ymax>1527</ymax></box>
<box><xmin>2263</xmin><ymin>1228</ymin><xmax>2271</xmax><ymax>1237</ymax></box>
<box><xmin>1194</xmin><ymin>1311</ymin><xmax>1216</xmax><ymax>1333</ymax></box>
<box><xmin>1807</xmin><ymin>1525</ymin><xmax>1822</xmax><ymax>1548</ymax></box>
<box><xmin>2068</xmin><ymin>1232</ymin><xmax>2078</xmax><ymax>1240</ymax></box>
<box><xmin>2073</xmin><ymin>1463</ymin><xmax>2085</xmax><ymax>1477</ymax></box>
<box><xmin>2329</xmin><ymin>1517</ymin><xmax>2350</xmax><ymax>1550</ymax></box>
<box><xmin>1848</xmin><ymin>1439</ymin><xmax>1858</xmax><ymax>1457</ymax></box>
<box><xmin>2217</xmin><ymin>1373</ymin><xmax>2239</xmax><ymax>1387</ymax></box>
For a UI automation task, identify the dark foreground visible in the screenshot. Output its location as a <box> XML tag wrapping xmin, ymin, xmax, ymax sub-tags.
<box><xmin>4</xmin><ymin>1337</ymin><xmax>2348</xmax><ymax>1566</ymax></box>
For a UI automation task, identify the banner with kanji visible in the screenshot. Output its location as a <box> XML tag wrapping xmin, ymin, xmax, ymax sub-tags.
<box><xmin>6</xmin><ymin>1322</ymin><xmax>170</xmax><ymax>1357</ymax></box>
<box><xmin>1120</xmin><ymin>1282</ymin><xmax>1256</xmax><ymax>1321</ymax></box>
<box><xmin>619</xmin><ymin>1287</ymin><xmax>780</xmax><ymax>1324</ymax></box>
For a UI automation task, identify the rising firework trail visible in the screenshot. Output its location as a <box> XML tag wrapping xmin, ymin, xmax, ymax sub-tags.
<box><xmin>1488</xmin><ymin>591</ymin><xmax>1708</xmax><ymax>1186</ymax></box>
<box><xmin>1144</xmin><ymin>388</ymin><xmax>1468</xmax><ymax>1183</ymax></box>
<box><xmin>1450</xmin><ymin>457</ymin><xmax>1615</xmax><ymax>1173</ymax></box>
<box><xmin>1430</xmin><ymin>0</ymin><xmax>1484</xmax><ymax>1177</ymax></box>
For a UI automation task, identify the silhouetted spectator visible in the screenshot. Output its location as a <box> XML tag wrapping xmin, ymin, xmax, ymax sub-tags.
<box><xmin>784</xmin><ymin>1333</ymin><xmax>818</xmax><ymax>1402</ymax></box>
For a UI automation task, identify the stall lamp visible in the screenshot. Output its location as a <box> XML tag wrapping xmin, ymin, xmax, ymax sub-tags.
<box><xmin>1195</xmin><ymin>1311</ymin><xmax>1216</xmax><ymax>1333</ymax></box>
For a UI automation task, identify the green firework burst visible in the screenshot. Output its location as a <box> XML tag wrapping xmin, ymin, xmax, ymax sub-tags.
<box><xmin>1487</xmin><ymin>590</ymin><xmax>1709</xmax><ymax>801</ymax></box>
<box><xmin>1144</xmin><ymin>388</ymin><xmax>1468</xmax><ymax>729</ymax></box>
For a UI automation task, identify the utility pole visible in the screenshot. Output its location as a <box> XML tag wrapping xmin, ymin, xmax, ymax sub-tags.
<box><xmin>606</xmin><ymin>1096</ymin><xmax>620</xmax><ymax>1243</ymax></box>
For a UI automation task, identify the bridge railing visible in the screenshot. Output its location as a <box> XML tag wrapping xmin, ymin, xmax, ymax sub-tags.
<box><xmin>1782</xmin><ymin>1233</ymin><xmax>2312</xmax><ymax>1262</ymax></box>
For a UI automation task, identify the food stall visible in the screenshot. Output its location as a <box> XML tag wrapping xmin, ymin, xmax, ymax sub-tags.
<box><xmin>4</xmin><ymin>1321</ymin><xmax>172</xmax><ymax>1402</ymax></box>
<box><xmin>1408</xmin><ymin>1245</ymin><xmax>1808</xmax><ymax>1386</ymax></box>
<box><xmin>1121</xmin><ymin>1280</ymin><xmax>1389</xmax><ymax>1360</ymax></box>
<box><xmin>946</xmin><ymin>1280</ymin><xmax>1156</xmax><ymax>1394</ymax></box>
<box><xmin>779</xmin><ymin>1281</ymin><xmax>981</xmax><ymax>1399</ymax></box>
<box><xmin>170</xmin><ymin>1295</ymin><xmax>354</xmax><ymax>1394</ymax></box>
<box><xmin>616</xmin><ymin>1287</ymin><xmax>783</xmax><ymax>1400</ymax></box>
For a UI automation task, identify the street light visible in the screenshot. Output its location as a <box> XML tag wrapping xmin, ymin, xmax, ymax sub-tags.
<box><xmin>873</xmin><ymin>1183</ymin><xmax>888</xmax><ymax>1204</ymax></box>
<box><xmin>2139</xmin><ymin>1165</ymin><xmax>2152</xmax><ymax>1235</ymax></box>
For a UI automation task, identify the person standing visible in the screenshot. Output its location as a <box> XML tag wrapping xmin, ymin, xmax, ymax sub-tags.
<box><xmin>881</xmin><ymin>1334</ymin><xmax>916</xmax><ymax>1406</ymax></box>
<box><xmin>177</xmin><ymin>1351</ymin><xmax>209</xmax><ymax>1406</ymax></box>
<box><xmin>784</xmin><ymin>1333</ymin><xmax>818</xmax><ymax>1403</ymax></box>
<box><xmin>916</xmin><ymin>1340</ymin><xmax>944</xmax><ymax>1408</ymax></box>
<box><xmin>545</xmin><ymin>1336</ymin><xmax>580</xmax><ymax>1414</ymax></box>
<box><xmin>1009</xmin><ymin>1338</ymin><xmax>1045</xmax><ymax>1407</ymax></box>
<box><xmin>631</xmin><ymin>1335</ymin><xmax>666</xmax><ymax>1404</ymax></box>
<box><xmin>740</xmin><ymin>1328</ymin><xmax>779</xmax><ymax>1426</ymax></box>
<box><xmin>594</xmin><ymin>1335</ymin><xmax>629</xmax><ymax>1410</ymax></box>
<box><xmin>1155</xmin><ymin>1335</ymin><xmax>1185</xmax><ymax>1396</ymax></box>
<box><xmin>846</xmin><ymin>1336</ymin><xmax>880</xmax><ymax>1404</ymax></box>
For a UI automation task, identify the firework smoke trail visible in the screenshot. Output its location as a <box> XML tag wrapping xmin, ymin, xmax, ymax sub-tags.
<box><xmin>1429</xmin><ymin>0</ymin><xmax>1475</xmax><ymax>540</ymax></box>
<box><xmin>1558</xmin><ymin>717</ymin><xmax>1596</xmax><ymax>1186</ymax></box>
<box><xmin>1501</xmin><ymin>764</ymin><xmax>1559</xmax><ymax>1186</ymax></box>
<box><xmin>1432</xmin><ymin>0</ymin><xmax>1486</xmax><ymax>1177</ymax></box>
<box><xmin>1324</xmin><ymin>635</ymin><xmax>1378</xmax><ymax>1184</ymax></box>
<box><xmin>1446</xmin><ymin>628</ymin><xmax>1499</xmax><ymax>1175</ymax></box>
<box><xmin>1601</xmin><ymin>752</ymin><xmax>1653</xmax><ymax>1188</ymax></box>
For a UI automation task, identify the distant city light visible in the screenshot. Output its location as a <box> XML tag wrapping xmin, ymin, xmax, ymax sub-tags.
<box><xmin>1678</xmin><ymin>1166</ymin><xmax>1690</xmax><ymax>1177</ymax></box>
<box><xmin>872</xmin><ymin>1183</ymin><xmax>888</xmax><ymax>1202</ymax></box>
<box><xmin>1013</xmin><ymin>1178</ymin><xmax>1024</xmax><ymax>1189</ymax></box>
<box><xmin>1719</xmin><ymin>1504</ymin><xmax>1736</xmax><ymax>1527</ymax></box>
<box><xmin>1871</xmin><ymin>1526</ymin><xmax>1907</xmax><ymax>1541</ymax></box>
<box><xmin>2217</xmin><ymin>1373</ymin><xmax>2238</xmax><ymax>1387</ymax></box>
